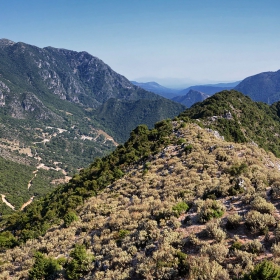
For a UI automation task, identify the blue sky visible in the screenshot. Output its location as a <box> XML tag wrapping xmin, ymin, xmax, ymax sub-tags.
<box><xmin>1</xmin><ymin>0</ymin><xmax>280</xmax><ymax>87</ymax></box>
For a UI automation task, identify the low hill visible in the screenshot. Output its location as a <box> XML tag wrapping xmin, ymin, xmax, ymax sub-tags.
<box><xmin>172</xmin><ymin>89</ymin><xmax>209</xmax><ymax>107</ymax></box>
<box><xmin>235</xmin><ymin>69</ymin><xmax>280</xmax><ymax>104</ymax></box>
<box><xmin>2</xmin><ymin>91</ymin><xmax>280</xmax><ymax>279</ymax></box>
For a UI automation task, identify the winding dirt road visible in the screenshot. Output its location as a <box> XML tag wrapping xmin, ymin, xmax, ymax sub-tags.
<box><xmin>1</xmin><ymin>194</ymin><xmax>15</xmax><ymax>210</ymax></box>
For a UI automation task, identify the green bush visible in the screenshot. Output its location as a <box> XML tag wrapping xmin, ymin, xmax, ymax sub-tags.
<box><xmin>241</xmin><ymin>260</ymin><xmax>280</xmax><ymax>280</ymax></box>
<box><xmin>172</xmin><ymin>202</ymin><xmax>189</xmax><ymax>217</ymax></box>
<box><xmin>228</xmin><ymin>163</ymin><xmax>248</xmax><ymax>177</ymax></box>
<box><xmin>29</xmin><ymin>252</ymin><xmax>61</xmax><ymax>280</ymax></box>
<box><xmin>0</xmin><ymin>231</ymin><xmax>18</xmax><ymax>249</ymax></box>
<box><xmin>230</xmin><ymin>241</ymin><xmax>243</xmax><ymax>251</ymax></box>
<box><xmin>65</xmin><ymin>244</ymin><xmax>94</xmax><ymax>280</ymax></box>
<box><xmin>184</xmin><ymin>144</ymin><xmax>193</xmax><ymax>155</ymax></box>
<box><xmin>177</xmin><ymin>138</ymin><xmax>186</xmax><ymax>145</ymax></box>
<box><xmin>118</xmin><ymin>229</ymin><xmax>130</xmax><ymax>239</ymax></box>
<box><xmin>197</xmin><ymin>199</ymin><xmax>225</xmax><ymax>223</ymax></box>
<box><xmin>176</xmin><ymin>251</ymin><xmax>189</xmax><ymax>276</ymax></box>
<box><xmin>64</xmin><ymin>211</ymin><xmax>79</xmax><ymax>227</ymax></box>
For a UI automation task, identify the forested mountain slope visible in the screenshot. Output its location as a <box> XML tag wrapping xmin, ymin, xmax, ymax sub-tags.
<box><xmin>235</xmin><ymin>69</ymin><xmax>280</xmax><ymax>104</ymax></box>
<box><xmin>2</xmin><ymin>91</ymin><xmax>280</xmax><ymax>279</ymax></box>
<box><xmin>0</xmin><ymin>39</ymin><xmax>185</xmax><ymax>214</ymax></box>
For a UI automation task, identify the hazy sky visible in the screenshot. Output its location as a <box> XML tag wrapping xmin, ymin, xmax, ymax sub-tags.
<box><xmin>1</xmin><ymin>0</ymin><xmax>280</xmax><ymax>87</ymax></box>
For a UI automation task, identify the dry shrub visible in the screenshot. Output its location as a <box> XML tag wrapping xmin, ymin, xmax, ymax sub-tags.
<box><xmin>233</xmin><ymin>249</ymin><xmax>255</xmax><ymax>273</ymax></box>
<box><xmin>226</xmin><ymin>213</ymin><xmax>242</xmax><ymax>229</ymax></box>
<box><xmin>271</xmin><ymin>181</ymin><xmax>280</xmax><ymax>199</ymax></box>
<box><xmin>250</xmin><ymin>196</ymin><xmax>275</xmax><ymax>214</ymax></box>
<box><xmin>274</xmin><ymin>223</ymin><xmax>280</xmax><ymax>242</ymax></box>
<box><xmin>243</xmin><ymin>239</ymin><xmax>264</xmax><ymax>254</ymax></box>
<box><xmin>245</xmin><ymin>210</ymin><xmax>276</xmax><ymax>233</ymax></box>
<box><xmin>272</xmin><ymin>243</ymin><xmax>280</xmax><ymax>257</ymax></box>
<box><xmin>200</xmin><ymin>242</ymin><xmax>229</xmax><ymax>263</ymax></box>
<box><xmin>206</xmin><ymin>219</ymin><xmax>226</xmax><ymax>242</ymax></box>
<box><xmin>188</xmin><ymin>256</ymin><xmax>230</xmax><ymax>280</ymax></box>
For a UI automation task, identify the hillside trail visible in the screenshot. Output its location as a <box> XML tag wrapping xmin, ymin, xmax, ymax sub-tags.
<box><xmin>1</xmin><ymin>194</ymin><xmax>15</xmax><ymax>210</ymax></box>
<box><xmin>21</xmin><ymin>164</ymin><xmax>41</xmax><ymax>210</ymax></box>
<box><xmin>11</xmin><ymin>127</ymin><xmax>115</xmax><ymax>211</ymax></box>
<box><xmin>27</xmin><ymin>169</ymin><xmax>38</xmax><ymax>190</ymax></box>
<box><xmin>20</xmin><ymin>196</ymin><xmax>34</xmax><ymax>211</ymax></box>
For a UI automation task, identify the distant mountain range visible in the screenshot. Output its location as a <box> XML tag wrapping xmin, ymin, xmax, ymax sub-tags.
<box><xmin>131</xmin><ymin>80</ymin><xmax>240</xmax><ymax>98</ymax></box>
<box><xmin>130</xmin><ymin>81</ymin><xmax>180</xmax><ymax>99</ymax></box>
<box><xmin>179</xmin><ymin>82</ymin><xmax>240</xmax><ymax>96</ymax></box>
<box><xmin>132</xmin><ymin>80</ymin><xmax>240</xmax><ymax>107</ymax></box>
<box><xmin>134</xmin><ymin>70</ymin><xmax>280</xmax><ymax>108</ymax></box>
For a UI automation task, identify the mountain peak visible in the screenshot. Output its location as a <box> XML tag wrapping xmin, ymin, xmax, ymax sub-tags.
<box><xmin>188</xmin><ymin>88</ymin><xmax>204</xmax><ymax>94</ymax></box>
<box><xmin>172</xmin><ymin>88</ymin><xmax>209</xmax><ymax>107</ymax></box>
<box><xmin>234</xmin><ymin>69</ymin><xmax>280</xmax><ymax>103</ymax></box>
<box><xmin>0</xmin><ymin>38</ymin><xmax>15</xmax><ymax>47</ymax></box>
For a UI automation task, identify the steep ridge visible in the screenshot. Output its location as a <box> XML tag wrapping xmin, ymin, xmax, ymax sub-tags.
<box><xmin>235</xmin><ymin>69</ymin><xmax>280</xmax><ymax>104</ymax></box>
<box><xmin>180</xmin><ymin>90</ymin><xmax>280</xmax><ymax>156</ymax></box>
<box><xmin>0</xmin><ymin>39</ymin><xmax>183</xmax><ymax>109</ymax></box>
<box><xmin>0</xmin><ymin>39</ymin><xmax>185</xmax><ymax>213</ymax></box>
<box><xmin>2</xmin><ymin>91</ymin><xmax>280</xmax><ymax>278</ymax></box>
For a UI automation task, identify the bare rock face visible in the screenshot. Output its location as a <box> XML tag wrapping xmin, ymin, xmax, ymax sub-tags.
<box><xmin>0</xmin><ymin>80</ymin><xmax>10</xmax><ymax>92</ymax></box>
<box><xmin>20</xmin><ymin>92</ymin><xmax>62</xmax><ymax>120</ymax></box>
<box><xmin>0</xmin><ymin>91</ymin><xmax>5</xmax><ymax>106</ymax></box>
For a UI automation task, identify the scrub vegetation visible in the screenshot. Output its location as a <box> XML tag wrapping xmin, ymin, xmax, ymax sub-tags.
<box><xmin>1</xmin><ymin>91</ymin><xmax>280</xmax><ymax>279</ymax></box>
